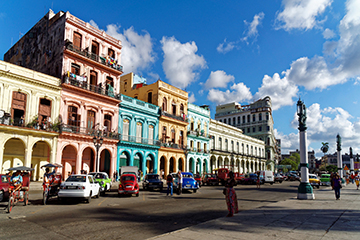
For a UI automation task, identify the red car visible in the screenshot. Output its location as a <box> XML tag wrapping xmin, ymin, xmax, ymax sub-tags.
<box><xmin>234</xmin><ymin>173</ymin><xmax>245</xmax><ymax>183</ymax></box>
<box><xmin>0</xmin><ymin>174</ymin><xmax>10</xmax><ymax>202</ymax></box>
<box><xmin>193</xmin><ymin>174</ymin><xmax>202</xmax><ymax>187</ymax></box>
<box><xmin>202</xmin><ymin>174</ymin><xmax>218</xmax><ymax>186</ymax></box>
<box><xmin>118</xmin><ymin>174</ymin><xmax>139</xmax><ymax>197</ymax></box>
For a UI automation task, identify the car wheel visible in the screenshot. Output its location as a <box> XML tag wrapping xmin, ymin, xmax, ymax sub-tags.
<box><xmin>86</xmin><ymin>192</ymin><xmax>92</xmax><ymax>203</ymax></box>
<box><xmin>7</xmin><ymin>196</ymin><xmax>14</xmax><ymax>213</ymax></box>
<box><xmin>0</xmin><ymin>190</ymin><xmax>4</xmax><ymax>202</ymax></box>
<box><xmin>193</xmin><ymin>189</ymin><xmax>197</xmax><ymax>193</ymax></box>
<box><xmin>317</xmin><ymin>185</ymin><xmax>320</xmax><ymax>189</ymax></box>
<box><xmin>279</xmin><ymin>181</ymin><xmax>283</xmax><ymax>183</ymax></box>
<box><xmin>270</xmin><ymin>183</ymin><xmax>273</xmax><ymax>185</ymax></box>
<box><xmin>160</xmin><ymin>187</ymin><xmax>163</xmax><ymax>191</ymax></box>
<box><xmin>136</xmin><ymin>192</ymin><xmax>139</xmax><ymax>197</ymax></box>
<box><xmin>96</xmin><ymin>190</ymin><xmax>100</xmax><ymax>198</ymax></box>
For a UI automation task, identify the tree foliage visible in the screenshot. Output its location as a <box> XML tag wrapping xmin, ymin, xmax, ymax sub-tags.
<box><xmin>326</xmin><ymin>165</ymin><xmax>338</xmax><ymax>173</ymax></box>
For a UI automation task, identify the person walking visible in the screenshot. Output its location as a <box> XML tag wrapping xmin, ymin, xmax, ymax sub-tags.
<box><xmin>256</xmin><ymin>171</ymin><xmax>261</xmax><ymax>189</ymax></box>
<box><xmin>332</xmin><ymin>174</ymin><xmax>342</xmax><ymax>200</ymax></box>
<box><xmin>355</xmin><ymin>172</ymin><xmax>360</xmax><ymax>190</ymax></box>
<box><xmin>177</xmin><ymin>171</ymin><xmax>182</xmax><ymax>195</ymax></box>
<box><xmin>224</xmin><ymin>171</ymin><xmax>238</xmax><ymax>217</ymax></box>
<box><xmin>166</xmin><ymin>173</ymin><xmax>173</xmax><ymax>196</ymax></box>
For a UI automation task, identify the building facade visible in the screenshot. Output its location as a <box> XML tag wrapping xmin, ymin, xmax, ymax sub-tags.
<box><xmin>214</xmin><ymin>96</ymin><xmax>279</xmax><ymax>171</ymax></box>
<box><xmin>0</xmin><ymin>61</ymin><xmax>61</xmax><ymax>180</ymax></box>
<box><xmin>209</xmin><ymin>119</ymin><xmax>266</xmax><ymax>173</ymax></box>
<box><xmin>4</xmin><ymin>10</ymin><xmax>123</xmax><ymax>179</ymax></box>
<box><xmin>186</xmin><ymin>103</ymin><xmax>211</xmax><ymax>174</ymax></box>
<box><xmin>120</xmin><ymin>73</ymin><xmax>188</xmax><ymax>177</ymax></box>
<box><xmin>118</xmin><ymin>94</ymin><xmax>160</xmax><ymax>179</ymax></box>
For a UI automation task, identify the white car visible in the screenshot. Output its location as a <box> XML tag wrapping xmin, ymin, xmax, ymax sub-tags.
<box><xmin>58</xmin><ymin>174</ymin><xmax>100</xmax><ymax>203</ymax></box>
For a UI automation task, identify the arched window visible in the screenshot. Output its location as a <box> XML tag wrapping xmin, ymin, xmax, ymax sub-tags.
<box><xmin>162</xmin><ymin>97</ymin><xmax>167</xmax><ymax>112</ymax></box>
<box><xmin>147</xmin><ymin>92</ymin><xmax>152</xmax><ymax>104</ymax></box>
<box><xmin>171</xmin><ymin>129</ymin><xmax>176</xmax><ymax>143</ymax></box>
<box><xmin>172</xmin><ymin>101</ymin><xmax>176</xmax><ymax>115</ymax></box>
<box><xmin>180</xmin><ymin>104</ymin><xmax>184</xmax><ymax>115</ymax></box>
<box><xmin>162</xmin><ymin>126</ymin><xmax>167</xmax><ymax>143</ymax></box>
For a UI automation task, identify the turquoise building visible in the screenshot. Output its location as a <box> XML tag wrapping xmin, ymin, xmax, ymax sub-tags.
<box><xmin>186</xmin><ymin>103</ymin><xmax>211</xmax><ymax>174</ymax></box>
<box><xmin>117</xmin><ymin>95</ymin><xmax>160</xmax><ymax>178</ymax></box>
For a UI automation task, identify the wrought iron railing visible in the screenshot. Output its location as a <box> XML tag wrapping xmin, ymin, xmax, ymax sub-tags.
<box><xmin>60</xmin><ymin>124</ymin><xmax>120</xmax><ymax>140</ymax></box>
<box><xmin>65</xmin><ymin>43</ymin><xmax>123</xmax><ymax>72</ymax></box>
<box><xmin>160</xmin><ymin>110</ymin><xmax>188</xmax><ymax>123</ymax></box>
<box><xmin>160</xmin><ymin>142</ymin><xmax>186</xmax><ymax>150</ymax></box>
<box><xmin>120</xmin><ymin>135</ymin><xmax>161</xmax><ymax>147</ymax></box>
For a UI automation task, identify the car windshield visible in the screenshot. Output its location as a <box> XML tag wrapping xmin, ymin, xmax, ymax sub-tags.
<box><xmin>321</xmin><ymin>174</ymin><xmax>330</xmax><ymax>178</ymax></box>
<box><xmin>146</xmin><ymin>175</ymin><xmax>159</xmax><ymax>180</ymax></box>
<box><xmin>309</xmin><ymin>175</ymin><xmax>317</xmax><ymax>179</ymax></box>
<box><xmin>122</xmin><ymin>176</ymin><xmax>135</xmax><ymax>181</ymax></box>
<box><xmin>182</xmin><ymin>174</ymin><xmax>193</xmax><ymax>178</ymax></box>
<box><xmin>66</xmin><ymin>176</ymin><xmax>86</xmax><ymax>182</ymax></box>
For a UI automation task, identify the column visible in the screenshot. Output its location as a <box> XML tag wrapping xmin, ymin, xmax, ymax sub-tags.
<box><xmin>0</xmin><ymin>146</ymin><xmax>4</xmax><ymax>174</ymax></box>
<box><xmin>76</xmin><ymin>149</ymin><xmax>82</xmax><ymax>174</ymax></box>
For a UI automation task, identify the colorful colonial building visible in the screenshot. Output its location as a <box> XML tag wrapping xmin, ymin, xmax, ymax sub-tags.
<box><xmin>118</xmin><ymin>94</ymin><xmax>160</xmax><ymax>179</ymax></box>
<box><xmin>209</xmin><ymin>119</ymin><xmax>266</xmax><ymax>173</ymax></box>
<box><xmin>4</xmin><ymin>10</ymin><xmax>123</xmax><ymax>179</ymax></box>
<box><xmin>120</xmin><ymin>73</ymin><xmax>188</xmax><ymax>177</ymax></box>
<box><xmin>186</xmin><ymin>103</ymin><xmax>211</xmax><ymax>174</ymax></box>
<box><xmin>0</xmin><ymin>60</ymin><xmax>61</xmax><ymax>180</ymax></box>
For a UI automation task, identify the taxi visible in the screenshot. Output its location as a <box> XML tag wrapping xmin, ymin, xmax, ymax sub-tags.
<box><xmin>308</xmin><ymin>174</ymin><xmax>320</xmax><ymax>188</ymax></box>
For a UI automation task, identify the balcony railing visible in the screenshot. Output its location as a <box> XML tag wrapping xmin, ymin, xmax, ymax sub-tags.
<box><xmin>63</xmin><ymin>75</ymin><xmax>121</xmax><ymax>100</ymax></box>
<box><xmin>187</xmin><ymin>130</ymin><xmax>211</xmax><ymax>138</ymax></box>
<box><xmin>0</xmin><ymin>114</ymin><xmax>61</xmax><ymax>133</ymax></box>
<box><xmin>120</xmin><ymin>135</ymin><xmax>161</xmax><ymax>147</ymax></box>
<box><xmin>160</xmin><ymin>110</ymin><xmax>188</xmax><ymax>123</ymax></box>
<box><xmin>61</xmin><ymin>124</ymin><xmax>120</xmax><ymax>140</ymax></box>
<box><xmin>65</xmin><ymin>43</ymin><xmax>123</xmax><ymax>72</ymax></box>
<box><xmin>160</xmin><ymin>142</ymin><xmax>186</xmax><ymax>150</ymax></box>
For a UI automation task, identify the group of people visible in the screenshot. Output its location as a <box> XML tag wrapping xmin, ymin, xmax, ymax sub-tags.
<box><xmin>165</xmin><ymin>171</ymin><xmax>183</xmax><ymax>196</ymax></box>
<box><xmin>331</xmin><ymin>171</ymin><xmax>360</xmax><ymax>200</ymax></box>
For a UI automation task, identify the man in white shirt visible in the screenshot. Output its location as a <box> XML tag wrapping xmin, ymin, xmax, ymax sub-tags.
<box><xmin>178</xmin><ymin>171</ymin><xmax>183</xmax><ymax>195</ymax></box>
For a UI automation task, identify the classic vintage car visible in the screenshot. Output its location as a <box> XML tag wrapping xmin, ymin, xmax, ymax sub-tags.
<box><xmin>193</xmin><ymin>174</ymin><xmax>202</xmax><ymax>187</ymax></box>
<box><xmin>89</xmin><ymin>172</ymin><xmax>112</xmax><ymax>195</ymax></box>
<box><xmin>309</xmin><ymin>174</ymin><xmax>320</xmax><ymax>188</ymax></box>
<box><xmin>58</xmin><ymin>174</ymin><xmax>100</xmax><ymax>203</ymax></box>
<box><xmin>202</xmin><ymin>173</ymin><xmax>218</xmax><ymax>186</ymax></box>
<box><xmin>320</xmin><ymin>174</ymin><xmax>331</xmax><ymax>186</ymax></box>
<box><xmin>288</xmin><ymin>174</ymin><xmax>301</xmax><ymax>181</ymax></box>
<box><xmin>142</xmin><ymin>174</ymin><xmax>163</xmax><ymax>191</ymax></box>
<box><xmin>240</xmin><ymin>173</ymin><xmax>261</xmax><ymax>185</ymax></box>
<box><xmin>118</xmin><ymin>174</ymin><xmax>139</xmax><ymax>197</ymax></box>
<box><xmin>234</xmin><ymin>173</ymin><xmax>245</xmax><ymax>183</ymax></box>
<box><xmin>0</xmin><ymin>174</ymin><xmax>10</xmax><ymax>202</ymax></box>
<box><xmin>180</xmin><ymin>172</ymin><xmax>199</xmax><ymax>193</ymax></box>
<box><xmin>274</xmin><ymin>173</ymin><xmax>284</xmax><ymax>183</ymax></box>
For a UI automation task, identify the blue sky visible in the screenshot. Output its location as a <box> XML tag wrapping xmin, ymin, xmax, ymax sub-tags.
<box><xmin>1</xmin><ymin>0</ymin><xmax>360</xmax><ymax>157</ymax></box>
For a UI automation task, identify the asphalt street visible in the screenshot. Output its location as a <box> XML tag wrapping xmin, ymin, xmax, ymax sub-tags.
<box><xmin>0</xmin><ymin>181</ymin><xmax>299</xmax><ymax>239</ymax></box>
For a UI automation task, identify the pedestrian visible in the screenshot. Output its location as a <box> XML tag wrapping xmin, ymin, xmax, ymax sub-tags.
<box><xmin>332</xmin><ymin>174</ymin><xmax>342</xmax><ymax>200</ymax></box>
<box><xmin>256</xmin><ymin>171</ymin><xmax>261</xmax><ymax>189</ymax></box>
<box><xmin>355</xmin><ymin>172</ymin><xmax>360</xmax><ymax>190</ymax></box>
<box><xmin>224</xmin><ymin>171</ymin><xmax>238</xmax><ymax>217</ymax></box>
<box><xmin>345</xmin><ymin>173</ymin><xmax>349</xmax><ymax>185</ymax></box>
<box><xmin>177</xmin><ymin>171</ymin><xmax>182</xmax><ymax>195</ymax></box>
<box><xmin>166</xmin><ymin>173</ymin><xmax>173</xmax><ymax>196</ymax></box>
<box><xmin>350</xmin><ymin>173</ymin><xmax>355</xmax><ymax>184</ymax></box>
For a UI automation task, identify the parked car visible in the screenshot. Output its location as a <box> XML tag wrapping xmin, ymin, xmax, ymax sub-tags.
<box><xmin>202</xmin><ymin>173</ymin><xmax>218</xmax><ymax>186</ymax></box>
<box><xmin>217</xmin><ymin>168</ymin><xmax>230</xmax><ymax>185</ymax></box>
<box><xmin>288</xmin><ymin>174</ymin><xmax>300</xmax><ymax>181</ymax></box>
<box><xmin>320</xmin><ymin>174</ymin><xmax>331</xmax><ymax>186</ymax></box>
<box><xmin>309</xmin><ymin>174</ymin><xmax>320</xmax><ymax>188</ymax></box>
<box><xmin>260</xmin><ymin>171</ymin><xmax>274</xmax><ymax>184</ymax></box>
<box><xmin>89</xmin><ymin>172</ymin><xmax>112</xmax><ymax>196</ymax></box>
<box><xmin>234</xmin><ymin>173</ymin><xmax>245</xmax><ymax>184</ymax></box>
<box><xmin>58</xmin><ymin>174</ymin><xmax>100</xmax><ymax>203</ymax></box>
<box><xmin>181</xmin><ymin>172</ymin><xmax>199</xmax><ymax>193</ymax></box>
<box><xmin>193</xmin><ymin>174</ymin><xmax>202</xmax><ymax>187</ymax></box>
<box><xmin>240</xmin><ymin>173</ymin><xmax>259</xmax><ymax>185</ymax></box>
<box><xmin>118</xmin><ymin>174</ymin><xmax>139</xmax><ymax>197</ymax></box>
<box><xmin>274</xmin><ymin>174</ymin><xmax>284</xmax><ymax>183</ymax></box>
<box><xmin>0</xmin><ymin>174</ymin><xmax>10</xmax><ymax>202</ymax></box>
<box><xmin>142</xmin><ymin>174</ymin><xmax>163</xmax><ymax>191</ymax></box>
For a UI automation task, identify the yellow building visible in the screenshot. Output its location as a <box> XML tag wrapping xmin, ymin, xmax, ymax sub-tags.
<box><xmin>120</xmin><ymin>73</ymin><xmax>188</xmax><ymax>176</ymax></box>
<box><xmin>0</xmin><ymin>61</ymin><xmax>61</xmax><ymax>180</ymax></box>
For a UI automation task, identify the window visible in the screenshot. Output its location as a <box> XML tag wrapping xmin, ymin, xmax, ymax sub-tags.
<box><xmin>87</xmin><ymin>110</ymin><xmax>96</xmax><ymax>129</ymax></box>
<box><xmin>179</xmin><ymin>130</ymin><xmax>184</xmax><ymax>146</ymax></box>
<box><xmin>147</xmin><ymin>92</ymin><xmax>152</xmax><ymax>104</ymax></box>
<box><xmin>238</xmin><ymin>116</ymin><xmax>240</xmax><ymax>124</ymax></box>
<box><xmin>237</xmin><ymin>142</ymin><xmax>239</xmax><ymax>153</ymax></box>
<box><xmin>190</xmin><ymin>140</ymin><xmax>194</xmax><ymax>148</ymax></box>
<box><xmin>190</xmin><ymin>119</ymin><xmax>194</xmax><ymax>131</ymax></box>
<box><xmin>38</xmin><ymin>98</ymin><xmax>51</xmax><ymax>123</ymax></box>
<box><xmin>162</xmin><ymin>127</ymin><xmax>167</xmax><ymax>142</ymax></box>
<box><xmin>231</xmin><ymin>140</ymin><xmax>234</xmax><ymax>151</ymax></box>
<box><xmin>162</xmin><ymin>98</ymin><xmax>167</xmax><ymax>112</ymax></box>
<box><xmin>71</xmin><ymin>63</ymin><xmax>80</xmax><ymax>75</ymax></box>
<box><xmin>148</xmin><ymin>125</ymin><xmax>154</xmax><ymax>145</ymax></box>
<box><xmin>104</xmin><ymin>114</ymin><xmax>111</xmax><ymax>132</ymax></box>
<box><xmin>242</xmin><ymin>143</ymin><xmax>244</xmax><ymax>153</ymax></box>
<box><xmin>267</xmin><ymin>137</ymin><xmax>270</xmax><ymax>145</ymax></box>
<box><xmin>91</xmin><ymin>41</ymin><xmax>99</xmax><ymax>61</ymax></box>
<box><xmin>259</xmin><ymin>113</ymin><xmax>262</xmax><ymax>121</ymax></box>
<box><xmin>255</xmin><ymin>147</ymin><xmax>257</xmax><ymax>156</ymax></box>
<box><xmin>11</xmin><ymin>91</ymin><xmax>27</xmax><ymax>126</ymax></box>
<box><xmin>251</xmin><ymin>146</ymin><xmax>253</xmax><ymax>155</ymax></box>
<box><xmin>136</xmin><ymin>122</ymin><xmax>142</xmax><ymax>143</ymax></box>
<box><xmin>171</xmin><ymin>129</ymin><xmax>175</xmax><ymax>143</ymax></box>
<box><xmin>259</xmin><ymin>126</ymin><xmax>262</xmax><ymax>132</ymax></box>
<box><xmin>204</xmin><ymin>143</ymin><xmax>207</xmax><ymax>152</ymax></box>
<box><xmin>242</xmin><ymin>116</ymin><xmax>245</xmax><ymax>123</ymax></box>
<box><xmin>252</xmin><ymin>115</ymin><xmax>255</xmax><ymax>122</ymax></box>
<box><xmin>73</xmin><ymin>32</ymin><xmax>82</xmax><ymax>49</ymax></box>
<box><xmin>108</xmin><ymin>49</ymin><xmax>115</xmax><ymax>58</ymax></box>
<box><xmin>122</xmin><ymin>119</ymin><xmax>130</xmax><ymax>141</ymax></box>
<box><xmin>90</xmin><ymin>70</ymin><xmax>97</xmax><ymax>87</ymax></box>
<box><xmin>68</xmin><ymin>106</ymin><xmax>80</xmax><ymax>127</ymax></box>
<box><xmin>267</xmin><ymin>125</ymin><xmax>270</xmax><ymax>131</ymax></box>
<box><xmin>106</xmin><ymin>76</ymin><xmax>114</xmax><ymax>87</ymax></box>
<box><xmin>247</xmin><ymin>145</ymin><xmax>249</xmax><ymax>154</ymax></box>
<box><xmin>172</xmin><ymin>102</ymin><xmax>176</xmax><ymax>115</ymax></box>
<box><xmin>228</xmin><ymin>118</ymin><xmax>231</xmax><ymax>125</ymax></box>
<box><xmin>266</xmin><ymin>113</ymin><xmax>269</xmax><ymax>120</ymax></box>
<box><xmin>180</xmin><ymin>104</ymin><xmax>184</xmax><ymax>115</ymax></box>
<box><xmin>225</xmin><ymin>139</ymin><xmax>228</xmax><ymax>151</ymax></box>
<box><xmin>219</xmin><ymin>119</ymin><xmax>222</xmax><ymax>122</ymax></box>
<box><xmin>197</xmin><ymin>142</ymin><xmax>201</xmax><ymax>151</ymax></box>
<box><xmin>219</xmin><ymin>137</ymin><xmax>222</xmax><ymax>150</ymax></box>
<box><xmin>253</xmin><ymin>127</ymin><xmax>256</xmax><ymax>132</ymax></box>
<box><xmin>233</xmin><ymin>117</ymin><xmax>235</xmax><ymax>125</ymax></box>
<box><xmin>247</xmin><ymin>128</ymin><xmax>250</xmax><ymax>133</ymax></box>
<box><xmin>224</xmin><ymin>119</ymin><xmax>227</xmax><ymax>124</ymax></box>
<box><xmin>247</xmin><ymin>115</ymin><xmax>250</xmax><ymax>122</ymax></box>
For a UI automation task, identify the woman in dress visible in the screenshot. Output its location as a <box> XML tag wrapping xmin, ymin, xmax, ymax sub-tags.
<box><xmin>224</xmin><ymin>171</ymin><xmax>239</xmax><ymax>217</ymax></box>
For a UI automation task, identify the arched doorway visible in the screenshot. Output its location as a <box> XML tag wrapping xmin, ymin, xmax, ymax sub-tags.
<box><xmin>241</xmin><ymin>160</ymin><xmax>245</xmax><ymax>173</ymax></box>
<box><xmin>250</xmin><ymin>161</ymin><xmax>254</xmax><ymax>173</ymax></box>
<box><xmin>3</xmin><ymin>138</ymin><xmax>25</xmax><ymax>172</ymax></box>
<box><xmin>169</xmin><ymin>157</ymin><xmax>175</xmax><ymax>173</ymax></box>
<box><xmin>210</xmin><ymin>156</ymin><xmax>216</xmax><ymax>173</ymax></box>
<box><xmin>146</xmin><ymin>154</ymin><xmax>154</xmax><ymax>174</ymax></box>
<box><xmin>255</xmin><ymin>162</ymin><xmax>258</xmax><ymax>172</ymax></box>
<box><xmin>246</xmin><ymin>161</ymin><xmax>249</xmax><ymax>173</ymax></box>
<box><xmin>32</xmin><ymin>141</ymin><xmax>50</xmax><ymax>181</ymax></box>
<box><xmin>82</xmin><ymin>147</ymin><xmax>94</xmax><ymax>174</ymax></box>
<box><xmin>202</xmin><ymin>159</ymin><xmax>207</xmax><ymax>174</ymax></box>
<box><xmin>100</xmin><ymin>149</ymin><xmax>111</xmax><ymax>175</ymax></box>
<box><xmin>159</xmin><ymin>156</ymin><xmax>166</xmax><ymax>177</ymax></box>
<box><xmin>189</xmin><ymin>157</ymin><xmax>195</xmax><ymax>173</ymax></box>
<box><xmin>61</xmin><ymin>145</ymin><xmax>77</xmax><ymax>180</ymax></box>
<box><xmin>178</xmin><ymin>158</ymin><xmax>184</xmax><ymax>172</ymax></box>
<box><xmin>196</xmin><ymin>158</ymin><xmax>201</xmax><ymax>174</ymax></box>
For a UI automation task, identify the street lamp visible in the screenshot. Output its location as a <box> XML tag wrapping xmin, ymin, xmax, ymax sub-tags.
<box><xmin>296</xmin><ymin>99</ymin><xmax>315</xmax><ymax>200</ymax></box>
<box><xmin>93</xmin><ymin>133</ymin><xmax>103</xmax><ymax>172</ymax></box>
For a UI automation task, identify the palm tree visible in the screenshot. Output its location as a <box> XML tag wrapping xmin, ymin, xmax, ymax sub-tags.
<box><xmin>321</xmin><ymin>142</ymin><xmax>329</xmax><ymax>170</ymax></box>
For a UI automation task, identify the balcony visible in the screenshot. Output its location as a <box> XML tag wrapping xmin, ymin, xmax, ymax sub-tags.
<box><xmin>187</xmin><ymin>130</ymin><xmax>211</xmax><ymax>138</ymax></box>
<box><xmin>160</xmin><ymin>110</ymin><xmax>188</xmax><ymax>123</ymax></box>
<box><xmin>0</xmin><ymin>114</ymin><xmax>61</xmax><ymax>133</ymax></box>
<box><xmin>61</xmin><ymin>124</ymin><xmax>120</xmax><ymax>140</ymax></box>
<box><xmin>160</xmin><ymin>141</ymin><xmax>186</xmax><ymax>150</ymax></box>
<box><xmin>63</xmin><ymin>74</ymin><xmax>121</xmax><ymax>100</ymax></box>
<box><xmin>120</xmin><ymin>135</ymin><xmax>161</xmax><ymax>147</ymax></box>
<box><xmin>65</xmin><ymin>43</ymin><xmax>123</xmax><ymax>72</ymax></box>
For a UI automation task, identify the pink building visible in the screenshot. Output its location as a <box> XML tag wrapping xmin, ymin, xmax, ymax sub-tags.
<box><xmin>4</xmin><ymin>10</ymin><xmax>123</xmax><ymax>179</ymax></box>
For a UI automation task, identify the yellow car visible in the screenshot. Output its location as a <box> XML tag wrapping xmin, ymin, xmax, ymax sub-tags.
<box><xmin>309</xmin><ymin>174</ymin><xmax>320</xmax><ymax>188</ymax></box>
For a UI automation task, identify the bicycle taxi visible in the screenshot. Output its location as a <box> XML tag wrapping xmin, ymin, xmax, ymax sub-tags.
<box><xmin>6</xmin><ymin>166</ymin><xmax>34</xmax><ymax>213</ymax></box>
<box><xmin>41</xmin><ymin>163</ymin><xmax>62</xmax><ymax>205</ymax></box>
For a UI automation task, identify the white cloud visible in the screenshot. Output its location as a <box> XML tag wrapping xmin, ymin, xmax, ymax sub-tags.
<box><xmin>89</xmin><ymin>20</ymin><xmax>99</xmax><ymax>29</ymax></box>
<box><xmin>207</xmin><ymin>82</ymin><xmax>252</xmax><ymax>105</ymax></box>
<box><xmin>242</xmin><ymin>12</ymin><xmax>265</xmax><ymax>43</ymax></box>
<box><xmin>204</xmin><ymin>70</ymin><xmax>235</xmax><ymax>89</ymax></box>
<box><xmin>161</xmin><ymin>36</ymin><xmax>207</xmax><ymax>89</ymax></box>
<box><xmin>217</xmin><ymin>39</ymin><xmax>236</xmax><ymax>53</ymax></box>
<box><xmin>254</xmin><ymin>73</ymin><xmax>298</xmax><ymax>110</ymax></box>
<box><xmin>188</xmin><ymin>93</ymin><xmax>196</xmax><ymax>103</ymax></box>
<box><xmin>274</xmin><ymin>129</ymin><xmax>299</xmax><ymax>153</ymax></box>
<box><xmin>105</xmin><ymin>24</ymin><xmax>155</xmax><ymax>73</ymax></box>
<box><xmin>275</xmin><ymin>0</ymin><xmax>332</xmax><ymax>31</ymax></box>
<box><xmin>323</xmin><ymin>28</ymin><xmax>336</xmax><ymax>39</ymax></box>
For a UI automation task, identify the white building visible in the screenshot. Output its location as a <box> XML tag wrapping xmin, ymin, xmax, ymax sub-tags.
<box><xmin>209</xmin><ymin>119</ymin><xmax>266</xmax><ymax>173</ymax></box>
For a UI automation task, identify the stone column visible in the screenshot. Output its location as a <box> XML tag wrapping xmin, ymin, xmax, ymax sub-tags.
<box><xmin>336</xmin><ymin>134</ymin><xmax>343</xmax><ymax>179</ymax></box>
<box><xmin>0</xmin><ymin>146</ymin><xmax>4</xmax><ymax>174</ymax></box>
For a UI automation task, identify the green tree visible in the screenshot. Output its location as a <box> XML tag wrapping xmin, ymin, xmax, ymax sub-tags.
<box><xmin>321</xmin><ymin>142</ymin><xmax>329</xmax><ymax>168</ymax></box>
<box><xmin>289</xmin><ymin>153</ymin><xmax>300</xmax><ymax>166</ymax></box>
<box><xmin>280</xmin><ymin>158</ymin><xmax>297</xmax><ymax>171</ymax></box>
<box><xmin>326</xmin><ymin>165</ymin><xmax>337</xmax><ymax>173</ymax></box>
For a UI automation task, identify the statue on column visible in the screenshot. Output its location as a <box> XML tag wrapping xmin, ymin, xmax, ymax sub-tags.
<box><xmin>350</xmin><ymin>147</ymin><xmax>353</xmax><ymax>159</ymax></box>
<box><xmin>336</xmin><ymin>134</ymin><xmax>341</xmax><ymax>151</ymax></box>
<box><xmin>297</xmin><ymin>99</ymin><xmax>307</xmax><ymax>131</ymax></box>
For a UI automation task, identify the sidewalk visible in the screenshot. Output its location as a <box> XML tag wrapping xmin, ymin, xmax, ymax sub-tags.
<box><xmin>148</xmin><ymin>183</ymin><xmax>360</xmax><ymax>240</ymax></box>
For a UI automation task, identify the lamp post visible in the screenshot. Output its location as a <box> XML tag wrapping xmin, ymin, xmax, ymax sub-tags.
<box><xmin>93</xmin><ymin>133</ymin><xmax>103</xmax><ymax>172</ymax></box>
<box><xmin>350</xmin><ymin>147</ymin><xmax>354</xmax><ymax>174</ymax></box>
<box><xmin>336</xmin><ymin>134</ymin><xmax>343</xmax><ymax>179</ymax></box>
<box><xmin>296</xmin><ymin>99</ymin><xmax>315</xmax><ymax>200</ymax></box>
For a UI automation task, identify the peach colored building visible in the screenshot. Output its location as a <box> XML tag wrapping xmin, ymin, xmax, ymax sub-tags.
<box><xmin>4</xmin><ymin>10</ymin><xmax>123</xmax><ymax>179</ymax></box>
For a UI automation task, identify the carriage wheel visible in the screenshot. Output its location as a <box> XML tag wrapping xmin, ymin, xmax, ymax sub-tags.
<box><xmin>24</xmin><ymin>192</ymin><xmax>29</xmax><ymax>206</ymax></box>
<box><xmin>7</xmin><ymin>196</ymin><xmax>14</xmax><ymax>213</ymax></box>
